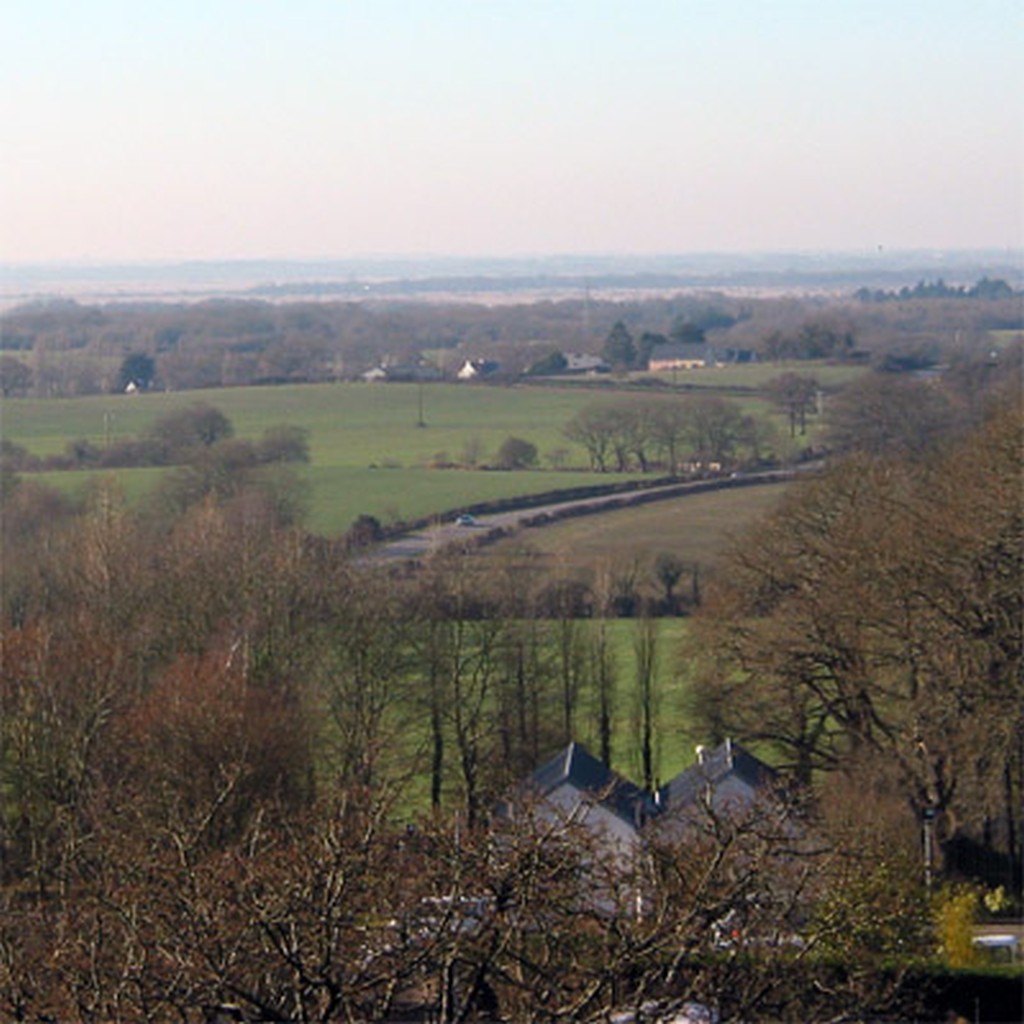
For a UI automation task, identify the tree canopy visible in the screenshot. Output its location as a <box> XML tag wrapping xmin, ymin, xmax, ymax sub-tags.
<box><xmin>688</xmin><ymin>395</ymin><xmax>1022</xmax><ymax>877</ymax></box>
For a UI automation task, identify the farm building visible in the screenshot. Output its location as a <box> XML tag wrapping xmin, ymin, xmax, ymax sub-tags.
<box><xmin>647</xmin><ymin>345</ymin><xmax>758</xmax><ymax>371</ymax></box>
<box><xmin>647</xmin><ymin>343</ymin><xmax>718</xmax><ymax>370</ymax></box>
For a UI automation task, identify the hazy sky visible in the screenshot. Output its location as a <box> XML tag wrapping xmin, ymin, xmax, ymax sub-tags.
<box><xmin>4</xmin><ymin>0</ymin><xmax>1022</xmax><ymax>262</ymax></box>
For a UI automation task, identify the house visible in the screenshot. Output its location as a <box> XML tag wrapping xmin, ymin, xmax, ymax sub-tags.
<box><xmin>361</xmin><ymin>363</ymin><xmax>443</xmax><ymax>383</ymax></box>
<box><xmin>503</xmin><ymin>742</ymin><xmax>657</xmax><ymax>866</ymax></box>
<box><xmin>564</xmin><ymin>353</ymin><xmax>610</xmax><ymax>375</ymax></box>
<box><xmin>456</xmin><ymin>358</ymin><xmax>500</xmax><ymax>381</ymax></box>
<box><xmin>647</xmin><ymin>343</ymin><xmax>717</xmax><ymax>371</ymax></box>
<box><xmin>511</xmin><ymin>741</ymin><xmax>656</xmax><ymax>831</ymax></box>
<box><xmin>507</xmin><ymin>740</ymin><xmax>775</xmax><ymax>847</ymax></box>
<box><xmin>503</xmin><ymin>740</ymin><xmax>779</xmax><ymax>921</ymax></box>
<box><xmin>655</xmin><ymin>738</ymin><xmax>778</xmax><ymax>827</ymax></box>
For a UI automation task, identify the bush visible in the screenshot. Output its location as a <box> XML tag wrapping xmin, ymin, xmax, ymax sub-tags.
<box><xmin>256</xmin><ymin>424</ymin><xmax>310</xmax><ymax>464</ymax></box>
<box><xmin>347</xmin><ymin>513</ymin><xmax>384</xmax><ymax>547</ymax></box>
<box><xmin>496</xmin><ymin>436</ymin><xmax>538</xmax><ymax>470</ymax></box>
<box><xmin>935</xmin><ymin>885</ymin><xmax>982</xmax><ymax>968</ymax></box>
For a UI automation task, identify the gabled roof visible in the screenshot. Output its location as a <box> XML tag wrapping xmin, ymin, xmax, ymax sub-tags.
<box><xmin>456</xmin><ymin>358</ymin><xmax>500</xmax><ymax>379</ymax></box>
<box><xmin>657</xmin><ymin>739</ymin><xmax>775</xmax><ymax>811</ymax></box>
<box><xmin>564</xmin><ymin>353</ymin><xmax>610</xmax><ymax>372</ymax></box>
<box><xmin>527</xmin><ymin>742</ymin><xmax>656</xmax><ymax>827</ymax></box>
<box><xmin>648</xmin><ymin>342</ymin><xmax>712</xmax><ymax>362</ymax></box>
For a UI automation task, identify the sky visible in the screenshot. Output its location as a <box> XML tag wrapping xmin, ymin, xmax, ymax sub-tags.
<box><xmin>3</xmin><ymin>0</ymin><xmax>1022</xmax><ymax>263</ymax></box>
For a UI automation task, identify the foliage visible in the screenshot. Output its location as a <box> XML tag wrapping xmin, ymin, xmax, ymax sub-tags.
<box><xmin>688</xmin><ymin>395</ymin><xmax>1023</xmax><ymax>883</ymax></box>
<box><xmin>564</xmin><ymin>394</ymin><xmax>763</xmax><ymax>475</ymax></box>
<box><xmin>495</xmin><ymin>435</ymin><xmax>538</xmax><ymax>470</ymax></box>
<box><xmin>1</xmin><ymin>285</ymin><xmax>1016</xmax><ymax>399</ymax></box>
<box><xmin>0</xmin><ymin>355</ymin><xmax>32</xmax><ymax>397</ymax></box>
<box><xmin>527</xmin><ymin>349</ymin><xmax>568</xmax><ymax>375</ymax></box>
<box><xmin>149</xmin><ymin>400</ymin><xmax>234</xmax><ymax>453</ymax></box>
<box><xmin>347</xmin><ymin>511</ymin><xmax>385</xmax><ymax>546</ymax></box>
<box><xmin>824</xmin><ymin>372</ymin><xmax>959</xmax><ymax>457</ymax></box>
<box><xmin>116</xmin><ymin>352</ymin><xmax>156</xmax><ymax>391</ymax></box>
<box><xmin>761</xmin><ymin>320</ymin><xmax>855</xmax><ymax>361</ymax></box>
<box><xmin>934</xmin><ymin>886</ymin><xmax>982</xmax><ymax>969</ymax></box>
<box><xmin>603</xmin><ymin>320</ymin><xmax>637</xmax><ymax>370</ymax></box>
<box><xmin>854</xmin><ymin>276</ymin><xmax>1017</xmax><ymax>303</ymax></box>
<box><xmin>767</xmin><ymin>372</ymin><xmax>818</xmax><ymax>437</ymax></box>
<box><xmin>808</xmin><ymin>767</ymin><xmax>932</xmax><ymax>964</ymax></box>
<box><xmin>669</xmin><ymin>317</ymin><xmax>706</xmax><ymax>345</ymax></box>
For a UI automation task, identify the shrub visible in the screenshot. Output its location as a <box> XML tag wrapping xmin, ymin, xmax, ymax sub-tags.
<box><xmin>496</xmin><ymin>436</ymin><xmax>538</xmax><ymax>470</ymax></box>
<box><xmin>935</xmin><ymin>885</ymin><xmax>982</xmax><ymax>968</ymax></box>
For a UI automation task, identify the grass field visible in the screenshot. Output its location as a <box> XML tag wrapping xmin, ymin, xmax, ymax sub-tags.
<box><xmin>484</xmin><ymin>481</ymin><xmax>791</xmax><ymax>577</ymax></box>
<box><xmin>631</xmin><ymin>361</ymin><xmax>868</xmax><ymax>391</ymax></box>
<box><xmin>581</xmin><ymin>617</ymin><xmax>697</xmax><ymax>784</ymax></box>
<box><xmin>4</xmin><ymin>381</ymin><xmax>798</xmax><ymax>533</ymax></box>
<box><xmin>5</xmin><ymin>382</ymin><xmax>643</xmax><ymax>529</ymax></box>
<box><xmin>2</xmin><ymin>382</ymin><xmax>600</xmax><ymax>462</ymax></box>
<box><xmin>390</xmin><ymin>615</ymin><xmax>699</xmax><ymax>813</ymax></box>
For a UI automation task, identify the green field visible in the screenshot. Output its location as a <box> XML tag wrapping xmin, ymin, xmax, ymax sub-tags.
<box><xmin>582</xmin><ymin>617</ymin><xmax>697</xmax><ymax>784</ymax></box>
<box><xmin>391</xmin><ymin>616</ymin><xmax>699</xmax><ymax>813</ymax></box>
<box><xmin>486</xmin><ymin>481</ymin><xmax>791</xmax><ymax>577</ymax></box>
<box><xmin>633</xmin><ymin>361</ymin><xmax>868</xmax><ymax>391</ymax></box>
<box><xmin>4</xmin><ymin>381</ymin><xmax>802</xmax><ymax>534</ymax></box>
<box><xmin>2</xmin><ymin>382</ymin><xmax>599</xmax><ymax>461</ymax></box>
<box><xmin>4</xmin><ymin>383</ymin><xmax>649</xmax><ymax>531</ymax></box>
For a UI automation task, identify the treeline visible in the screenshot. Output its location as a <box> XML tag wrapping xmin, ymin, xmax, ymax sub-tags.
<box><xmin>0</xmin><ymin>293</ymin><xmax>749</xmax><ymax>396</ymax></box>
<box><xmin>854</xmin><ymin>275</ymin><xmax>1017</xmax><ymax>303</ymax></box>
<box><xmin>564</xmin><ymin>393</ymin><xmax>774</xmax><ymax>473</ymax></box>
<box><xmin>2</xmin><ymin>285</ymin><xmax>1018</xmax><ymax>398</ymax></box>
<box><xmin>1</xmin><ymin>401</ymin><xmax>309</xmax><ymax>475</ymax></box>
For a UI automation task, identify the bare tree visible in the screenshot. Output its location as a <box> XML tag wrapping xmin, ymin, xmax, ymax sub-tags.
<box><xmin>633</xmin><ymin>616</ymin><xmax>660</xmax><ymax>793</ymax></box>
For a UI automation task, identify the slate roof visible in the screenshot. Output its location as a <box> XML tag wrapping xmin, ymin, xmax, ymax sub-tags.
<box><xmin>564</xmin><ymin>353</ymin><xmax>610</xmax><ymax>373</ymax></box>
<box><xmin>657</xmin><ymin>739</ymin><xmax>776</xmax><ymax>811</ymax></box>
<box><xmin>647</xmin><ymin>342</ymin><xmax>714</xmax><ymax>365</ymax></box>
<box><xmin>526</xmin><ymin>742</ymin><xmax>657</xmax><ymax>827</ymax></box>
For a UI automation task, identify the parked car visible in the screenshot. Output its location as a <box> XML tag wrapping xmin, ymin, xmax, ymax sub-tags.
<box><xmin>455</xmin><ymin>514</ymin><xmax>477</xmax><ymax>526</ymax></box>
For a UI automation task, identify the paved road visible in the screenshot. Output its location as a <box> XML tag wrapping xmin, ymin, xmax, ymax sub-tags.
<box><xmin>372</xmin><ymin>469</ymin><xmax>799</xmax><ymax>564</ymax></box>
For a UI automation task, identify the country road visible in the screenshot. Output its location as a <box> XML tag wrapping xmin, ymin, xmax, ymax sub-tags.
<box><xmin>372</xmin><ymin>468</ymin><xmax>804</xmax><ymax>564</ymax></box>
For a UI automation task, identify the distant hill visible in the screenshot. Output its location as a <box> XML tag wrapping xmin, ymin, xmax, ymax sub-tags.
<box><xmin>3</xmin><ymin>250</ymin><xmax>1021</xmax><ymax>306</ymax></box>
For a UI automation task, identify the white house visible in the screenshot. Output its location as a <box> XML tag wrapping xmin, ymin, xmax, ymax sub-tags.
<box><xmin>456</xmin><ymin>358</ymin><xmax>500</xmax><ymax>381</ymax></box>
<box><xmin>647</xmin><ymin>343</ymin><xmax>717</xmax><ymax>371</ymax></box>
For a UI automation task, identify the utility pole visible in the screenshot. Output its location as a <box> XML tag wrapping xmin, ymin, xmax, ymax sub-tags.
<box><xmin>922</xmin><ymin>806</ymin><xmax>936</xmax><ymax>894</ymax></box>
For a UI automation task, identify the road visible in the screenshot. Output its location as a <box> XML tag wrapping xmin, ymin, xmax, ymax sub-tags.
<box><xmin>372</xmin><ymin>469</ymin><xmax>800</xmax><ymax>564</ymax></box>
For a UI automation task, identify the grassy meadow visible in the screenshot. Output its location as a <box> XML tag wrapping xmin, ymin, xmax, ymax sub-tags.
<box><xmin>4</xmin><ymin>383</ymin><xmax>644</xmax><ymax>531</ymax></box>
<box><xmin>486</xmin><ymin>481</ymin><xmax>792</xmax><ymax>578</ymax></box>
<box><xmin>3</xmin><ymin>380</ymin><xmax>797</xmax><ymax>534</ymax></box>
<box><xmin>582</xmin><ymin>617</ymin><xmax>697</xmax><ymax>784</ymax></box>
<box><xmin>389</xmin><ymin>615</ymin><xmax>699</xmax><ymax>814</ymax></box>
<box><xmin>632</xmin><ymin>361</ymin><xmax>868</xmax><ymax>391</ymax></box>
